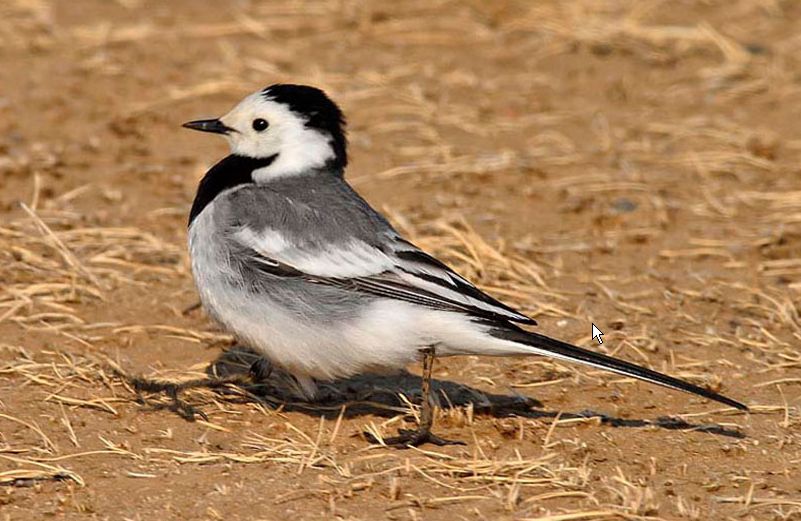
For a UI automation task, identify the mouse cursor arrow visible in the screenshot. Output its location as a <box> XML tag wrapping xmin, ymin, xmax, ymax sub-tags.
<box><xmin>591</xmin><ymin>323</ymin><xmax>604</xmax><ymax>345</ymax></box>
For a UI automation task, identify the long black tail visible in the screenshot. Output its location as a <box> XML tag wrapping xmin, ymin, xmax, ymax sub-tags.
<box><xmin>489</xmin><ymin>326</ymin><xmax>748</xmax><ymax>411</ymax></box>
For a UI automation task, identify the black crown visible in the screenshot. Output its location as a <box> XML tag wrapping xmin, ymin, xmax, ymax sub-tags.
<box><xmin>262</xmin><ymin>84</ymin><xmax>348</xmax><ymax>170</ymax></box>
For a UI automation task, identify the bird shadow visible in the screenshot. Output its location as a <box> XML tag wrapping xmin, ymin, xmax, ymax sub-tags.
<box><xmin>204</xmin><ymin>346</ymin><xmax>745</xmax><ymax>440</ymax></box>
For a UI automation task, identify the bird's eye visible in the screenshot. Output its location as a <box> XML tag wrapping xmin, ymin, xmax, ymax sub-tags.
<box><xmin>252</xmin><ymin>118</ymin><xmax>269</xmax><ymax>132</ymax></box>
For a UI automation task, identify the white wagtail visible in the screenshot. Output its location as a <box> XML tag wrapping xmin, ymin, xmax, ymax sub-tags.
<box><xmin>182</xmin><ymin>84</ymin><xmax>747</xmax><ymax>446</ymax></box>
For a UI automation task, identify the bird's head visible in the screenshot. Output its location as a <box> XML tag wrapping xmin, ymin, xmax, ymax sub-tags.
<box><xmin>183</xmin><ymin>84</ymin><xmax>347</xmax><ymax>181</ymax></box>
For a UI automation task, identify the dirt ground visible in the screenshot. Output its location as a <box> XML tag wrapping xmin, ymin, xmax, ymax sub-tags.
<box><xmin>2</xmin><ymin>1</ymin><xmax>801</xmax><ymax>519</ymax></box>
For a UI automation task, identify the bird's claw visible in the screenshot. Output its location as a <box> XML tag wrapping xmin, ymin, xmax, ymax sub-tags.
<box><xmin>169</xmin><ymin>397</ymin><xmax>209</xmax><ymax>422</ymax></box>
<box><xmin>365</xmin><ymin>428</ymin><xmax>465</xmax><ymax>449</ymax></box>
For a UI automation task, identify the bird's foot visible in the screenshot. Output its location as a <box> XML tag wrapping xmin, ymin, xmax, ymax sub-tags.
<box><xmin>366</xmin><ymin>427</ymin><xmax>465</xmax><ymax>449</ymax></box>
<box><xmin>129</xmin><ymin>377</ymin><xmax>211</xmax><ymax>422</ymax></box>
<box><xmin>165</xmin><ymin>393</ymin><xmax>208</xmax><ymax>422</ymax></box>
<box><xmin>248</xmin><ymin>358</ymin><xmax>274</xmax><ymax>382</ymax></box>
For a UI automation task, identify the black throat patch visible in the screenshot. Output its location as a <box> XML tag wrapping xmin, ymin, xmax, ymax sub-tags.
<box><xmin>188</xmin><ymin>154</ymin><xmax>277</xmax><ymax>227</ymax></box>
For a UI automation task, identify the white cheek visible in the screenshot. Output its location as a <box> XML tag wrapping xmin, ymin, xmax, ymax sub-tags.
<box><xmin>252</xmin><ymin>129</ymin><xmax>334</xmax><ymax>181</ymax></box>
<box><xmin>228</xmin><ymin>132</ymin><xmax>278</xmax><ymax>158</ymax></box>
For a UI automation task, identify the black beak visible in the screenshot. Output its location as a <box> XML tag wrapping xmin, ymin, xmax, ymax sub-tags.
<box><xmin>182</xmin><ymin>119</ymin><xmax>235</xmax><ymax>135</ymax></box>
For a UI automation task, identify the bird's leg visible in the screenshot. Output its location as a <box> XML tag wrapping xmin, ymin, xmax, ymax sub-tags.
<box><xmin>370</xmin><ymin>347</ymin><xmax>465</xmax><ymax>448</ymax></box>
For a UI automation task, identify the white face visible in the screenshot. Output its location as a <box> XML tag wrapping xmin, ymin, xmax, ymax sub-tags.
<box><xmin>219</xmin><ymin>92</ymin><xmax>336</xmax><ymax>181</ymax></box>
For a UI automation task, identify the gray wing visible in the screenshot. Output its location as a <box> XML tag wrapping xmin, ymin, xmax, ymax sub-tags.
<box><xmin>223</xmin><ymin>180</ymin><xmax>536</xmax><ymax>326</ymax></box>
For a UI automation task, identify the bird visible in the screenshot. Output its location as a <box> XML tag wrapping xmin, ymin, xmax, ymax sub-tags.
<box><xmin>181</xmin><ymin>83</ymin><xmax>748</xmax><ymax>447</ymax></box>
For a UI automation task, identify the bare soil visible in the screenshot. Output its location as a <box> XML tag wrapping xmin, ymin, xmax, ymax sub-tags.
<box><xmin>2</xmin><ymin>1</ymin><xmax>801</xmax><ymax>520</ymax></box>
